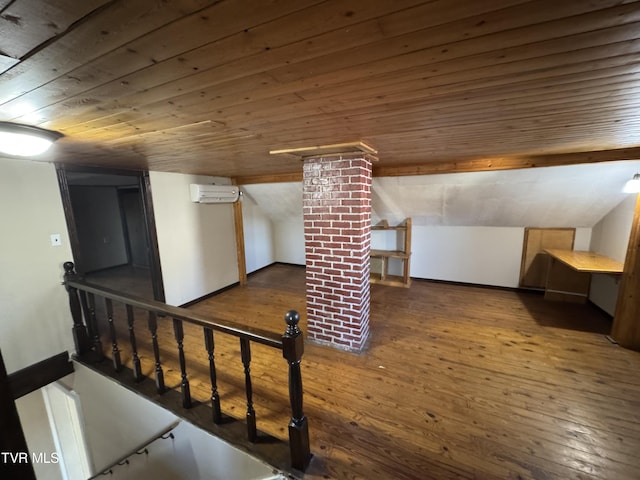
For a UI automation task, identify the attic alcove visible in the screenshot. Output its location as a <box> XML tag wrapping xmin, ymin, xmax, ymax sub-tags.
<box><xmin>240</xmin><ymin>159</ymin><xmax>640</xmax><ymax>303</ymax></box>
<box><xmin>242</xmin><ymin>160</ymin><xmax>639</xmax><ymax>227</ymax></box>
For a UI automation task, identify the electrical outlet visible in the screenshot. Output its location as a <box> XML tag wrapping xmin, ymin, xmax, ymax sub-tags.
<box><xmin>50</xmin><ymin>234</ymin><xmax>61</xmax><ymax>246</ymax></box>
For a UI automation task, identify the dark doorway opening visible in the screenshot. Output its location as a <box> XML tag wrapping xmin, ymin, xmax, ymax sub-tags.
<box><xmin>56</xmin><ymin>165</ymin><xmax>164</xmax><ymax>302</ymax></box>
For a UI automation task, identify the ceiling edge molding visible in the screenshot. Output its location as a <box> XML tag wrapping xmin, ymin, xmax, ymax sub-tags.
<box><xmin>373</xmin><ymin>147</ymin><xmax>640</xmax><ymax>177</ymax></box>
<box><xmin>235</xmin><ymin>147</ymin><xmax>640</xmax><ymax>184</ymax></box>
<box><xmin>234</xmin><ymin>172</ymin><xmax>303</xmax><ymax>185</ymax></box>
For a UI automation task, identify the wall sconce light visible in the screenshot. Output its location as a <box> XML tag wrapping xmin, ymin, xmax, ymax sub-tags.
<box><xmin>623</xmin><ymin>173</ymin><xmax>640</xmax><ymax>193</ymax></box>
<box><xmin>0</xmin><ymin>122</ymin><xmax>63</xmax><ymax>157</ymax></box>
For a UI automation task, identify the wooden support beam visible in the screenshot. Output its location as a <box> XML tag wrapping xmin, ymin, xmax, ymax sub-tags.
<box><xmin>373</xmin><ymin>147</ymin><xmax>640</xmax><ymax>177</ymax></box>
<box><xmin>8</xmin><ymin>352</ymin><xmax>74</xmax><ymax>400</ymax></box>
<box><xmin>235</xmin><ymin>148</ymin><xmax>640</xmax><ymax>184</ymax></box>
<box><xmin>234</xmin><ymin>172</ymin><xmax>303</xmax><ymax>185</ymax></box>
<box><xmin>231</xmin><ymin>181</ymin><xmax>247</xmax><ymax>286</ymax></box>
<box><xmin>612</xmin><ymin>194</ymin><xmax>640</xmax><ymax>350</ymax></box>
<box><xmin>269</xmin><ymin>141</ymin><xmax>377</xmax><ymax>157</ymax></box>
<box><xmin>0</xmin><ymin>350</ymin><xmax>36</xmax><ymax>479</ymax></box>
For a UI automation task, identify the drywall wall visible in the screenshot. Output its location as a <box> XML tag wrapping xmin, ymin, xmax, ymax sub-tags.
<box><xmin>150</xmin><ymin>172</ymin><xmax>239</xmax><ymax>306</ymax></box>
<box><xmin>243</xmin><ymin>162</ymin><xmax>640</xmax><ymax>230</ymax></box>
<box><xmin>410</xmin><ymin>226</ymin><xmax>524</xmax><ymax>287</ymax></box>
<box><xmin>16</xmin><ymin>389</ymin><xmax>63</xmax><ymax>480</ymax></box>
<box><xmin>242</xmin><ymin>190</ymin><xmax>600</xmax><ymax>287</ymax></box>
<box><xmin>0</xmin><ymin>157</ymin><xmax>75</xmax><ymax>373</ymax></box>
<box><xmin>589</xmin><ymin>195</ymin><xmax>637</xmax><ymax>315</ymax></box>
<box><xmin>590</xmin><ymin>196</ymin><xmax>636</xmax><ymax>262</ymax></box>
<box><xmin>274</xmin><ymin>221</ymin><xmax>305</xmax><ymax>265</ymax></box>
<box><xmin>69</xmin><ymin>186</ymin><xmax>128</xmax><ymax>272</ymax></box>
<box><xmin>240</xmin><ymin>193</ymin><xmax>275</xmax><ymax>273</ymax></box>
<box><xmin>372</xmin><ymin>161</ymin><xmax>639</xmax><ymax>227</ymax></box>
<box><xmin>61</xmin><ymin>363</ymin><xmax>281</xmax><ymax>479</ymax></box>
<box><xmin>240</xmin><ymin>162</ymin><xmax>640</xmax><ymax>287</ymax></box>
<box><xmin>241</xmin><ymin>182</ymin><xmax>305</xmax><ymax>266</ymax></box>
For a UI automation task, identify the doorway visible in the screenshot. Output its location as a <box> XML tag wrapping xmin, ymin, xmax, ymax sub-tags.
<box><xmin>56</xmin><ymin>165</ymin><xmax>164</xmax><ymax>302</ymax></box>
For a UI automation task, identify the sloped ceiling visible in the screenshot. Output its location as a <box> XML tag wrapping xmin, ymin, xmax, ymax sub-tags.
<box><xmin>242</xmin><ymin>161</ymin><xmax>640</xmax><ymax>228</ymax></box>
<box><xmin>241</xmin><ymin>182</ymin><xmax>303</xmax><ymax>220</ymax></box>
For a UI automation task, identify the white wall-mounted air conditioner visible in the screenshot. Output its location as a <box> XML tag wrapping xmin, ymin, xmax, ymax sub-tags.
<box><xmin>189</xmin><ymin>184</ymin><xmax>240</xmax><ymax>203</ymax></box>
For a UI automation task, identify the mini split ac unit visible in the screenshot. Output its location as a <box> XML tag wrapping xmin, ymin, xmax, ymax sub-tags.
<box><xmin>189</xmin><ymin>184</ymin><xmax>240</xmax><ymax>203</ymax></box>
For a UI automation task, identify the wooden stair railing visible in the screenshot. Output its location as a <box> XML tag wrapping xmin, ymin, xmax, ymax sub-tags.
<box><xmin>62</xmin><ymin>261</ymin><xmax>311</xmax><ymax>472</ymax></box>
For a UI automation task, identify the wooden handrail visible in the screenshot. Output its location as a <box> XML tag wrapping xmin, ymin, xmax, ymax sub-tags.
<box><xmin>62</xmin><ymin>261</ymin><xmax>311</xmax><ymax>472</ymax></box>
<box><xmin>65</xmin><ymin>275</ymin><xmax>283</xmax><ymax>349</ymax></box>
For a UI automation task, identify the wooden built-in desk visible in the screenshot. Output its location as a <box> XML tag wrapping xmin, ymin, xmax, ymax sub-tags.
<box><xmin>543</xmin><ymin>249</ymin><xmax>624</xmax><ymax>303</ymax></box>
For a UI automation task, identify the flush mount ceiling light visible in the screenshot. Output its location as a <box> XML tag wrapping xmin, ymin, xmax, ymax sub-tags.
<box><xmin>623</xmin><ymin>173</ymin><xmax>640</xmax><ymax>193</ymax></box>
<box><xmin>0</xmin><ymin>121</ymin><xmax>63</xmax><ymax>157</ymax></box>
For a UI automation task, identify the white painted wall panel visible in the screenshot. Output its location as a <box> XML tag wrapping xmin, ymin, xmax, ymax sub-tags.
<box><xmin>410</xmin><ymin>226</ymin><xmax>525</xmax><ymax>287</ymax></box>
<box><xmin>274</xmin><ymin>221</ymin><xmax>305</xmax><ymax>265</ymax></box>
<box><xmin>372</xmin><ymin>161</ymin><xmax>640</xmax><ymax>228</ymax></box>
<box><xmin>150</xmin><ymin>172</ymin><xmax>238</xmax><ymax>306</ymax></box>
<box><xmin>241</xmin><ymin>194</ymin><xmax>275</xmax><ymax>273</ymax></box>
<box><xmin>16</xmin><ymin>390</ymin><xmax>63</xmax><ymax>480</ymax></box>
<box><xmin>589</xmin><ymin>195</ymin><xmax>637</xmax><ymax>315</ymax></box>
<box><xmin>0</xmin><ymin>157</ymin><xmax>75</xmax><ymax>372</ymax></box>
<box><xmin>574</xmin><ymin>228</ymin><xmax>592</xmax><ymax>251</ymax></box>
<box><xmin>64</xmin><ymin>363</ymin><xmax>277</xmax><ymax>479</ymax></box>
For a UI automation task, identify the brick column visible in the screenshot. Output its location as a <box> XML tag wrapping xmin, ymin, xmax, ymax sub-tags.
<box><xmin>303</xmin><ymin>154</ymin><xmax>373</xmax><ymax>352</ymax></box>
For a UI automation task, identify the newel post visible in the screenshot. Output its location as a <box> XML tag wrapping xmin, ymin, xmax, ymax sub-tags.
<box><xmin>63</xmin><ymin>262</ymin><xmax>91</xmax><ymax>355</ymax></box>
<box><xmin>282</xmin><ymin>310</ymin><xmax>311</xmax><ymax>471</ymax></box>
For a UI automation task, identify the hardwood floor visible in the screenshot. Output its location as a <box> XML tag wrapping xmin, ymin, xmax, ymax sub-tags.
<box><xmin>85</xmin><ymin>264</ymin><xmax>154</xmax><ymax>300</ymax></box>
<box><xmin>94</xmin><ymin>264</ymin><xmax>640</xmax><ymax>479</ymax></box>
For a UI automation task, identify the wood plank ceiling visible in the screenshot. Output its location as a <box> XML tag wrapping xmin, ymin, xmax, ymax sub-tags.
<box><xmin>2</xmin><ymin>0</ymin><xmax>640</xmax><ymax>178</ymax></box>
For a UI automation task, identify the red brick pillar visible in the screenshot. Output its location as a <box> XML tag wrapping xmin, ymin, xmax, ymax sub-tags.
<box><xmin>303</xmin><ymin>154</ymin><xmax>373</xmax><ymax>351</ymax></box>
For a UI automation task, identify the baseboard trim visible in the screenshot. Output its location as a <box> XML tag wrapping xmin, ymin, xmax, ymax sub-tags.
<box><xmin>178</xmin><ymin>282</ymin><xmax>240</xmax><ymax>308</ymax></box>
<box><xmin>409</xmin><ymin>276</ymin><xmax>540</xmax><ymax>294</ymax></box>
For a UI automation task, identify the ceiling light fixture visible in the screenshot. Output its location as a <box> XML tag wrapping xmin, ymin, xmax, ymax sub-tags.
<box><xmin>623</xmin><ymin>173</ymin><xmax>640</xmax><ymax>193</ymax></box>
<box><xmin>0</xmin><ymin>122</ymin><xmax>63</xmax><ymax>157</ymax></box>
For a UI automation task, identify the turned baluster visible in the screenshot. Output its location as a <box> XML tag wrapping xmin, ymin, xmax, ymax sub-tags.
<box><xmin>282</xmin><ymin>310</ymin><xmax>311</xmax><ymax>471</ymax></box>
<box><xmin>240</xmin><ymin>338</ymin><xmax>257</xmax><ymax>442</ymax></box>
<box><xmin>125</xmin><ymin>305</ymin><xmax>143</xmax><ymax>382</ymax></box>
<box><xmin>203</xmin><ymin>327</ymin><xmax>222</xmax><ymax>424</ymax></box>
<box><xmin>173</xmin><ymin>319</ymin><xmax>191</xmax><ymax>408</ymax></box>
<box><xmin>104</xmin><ymin>298</ymin><xmax>122</xmax><ymax>371</ymax></box>
<box><xmin>78</xmin><ymin>291</ymin><xmax>94</xmax><ymax>344</ymax></box>
<box><xmin>147</xmin><ymin>312</ymin><xmax>165</xmax><ymax>393</ymax></box>
<box><xmin>63</xmin><ymin>262</ymin><xmax>91</xmax><ymax>355</ymax></box>
<box><xmin>85</xmin><ymin>292</ymin><xmax>103</xmax><ymax>360</ymax></box>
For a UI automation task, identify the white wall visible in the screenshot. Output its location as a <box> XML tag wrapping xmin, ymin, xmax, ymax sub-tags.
<box><xmin>254</xmin><ymin>212</ymin><xmax>593</xmax><ymax>289</ymax></box>
<box><xmin>241</xmin><ymin>194</ymin><xmax>275</xmax><ymax>273</ymax></box>
<box><xmin>589</xmin><ymin>195</ymin><xmax>637</xmax><ymax>315</ymax></box>
<box><xmin>372</xmin><ymin>162</ymin><xmax>638</xmax><ymax>228</ymax></box>
<box><xmin>274</xmin><ymin>221</ymin><xmax>305</xmax><ymax>265</ymax></box>
<box><xmin>61</xmin><ymin>363</ymin><xmax>280</xmax><ymax>480</ymax></box>
<box><xmin>16</xmin><ymin>390</ymin><xmax>63</xmax><ymax>480</ymax></box>
<box><xmin>0</xmin><ymin>157</ymin><xmax>75</xmax><ymax>373</ymax></box>
<box><xmin>241</xmin><ymin>182</ymin><xmax>305</xmax><ymax>266</ymax></box>
<box><xmin>574</xmin><ymin>228</ymin><xmax>592</xmax><ymax>250</ymax></box>
<box><xmin>409</xmin><ymin>226</ymin><xmax>524</xmax><ymax>287</ymax></box>
<box><xmin>150</xmin><ymin>172</ymin><xmax>239</xmax><ymax>306</ymax></box>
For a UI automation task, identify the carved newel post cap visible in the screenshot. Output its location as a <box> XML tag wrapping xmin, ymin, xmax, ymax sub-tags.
<box><xmin>285</xmin><ymin>310</ymin><xmax>300</xmax><ymax>336</ymax></box>
<box><xmin>63</xmin><ymin>261</ymin><xmax>76</xmax><ymax>274</ymax></box>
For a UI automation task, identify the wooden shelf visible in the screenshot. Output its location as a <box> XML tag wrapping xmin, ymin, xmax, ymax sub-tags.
<box><xmin>370</xmin><ymin>274</ymin><xmax>408</xmax><ymax>288</ymax></box>
<box><xmin>370</xmin><ymin>218</ymin><xmax>411</xmax><ymax>288</ymax></box>
<box><xmin>371</xmin><ymin>225</ymin><xmax>407</xmax><ymax>231</ymax></box>
<box><xmin>371</xmin><ymin>249</ymin><xmax>410</xmax><ymax>259</ymax></box>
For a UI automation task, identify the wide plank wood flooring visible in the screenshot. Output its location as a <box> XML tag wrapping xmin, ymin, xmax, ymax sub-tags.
<box><xmin>95</xmin><ymin>264</ymin><xmax>640</xmax><ymax>479</ymax></box>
